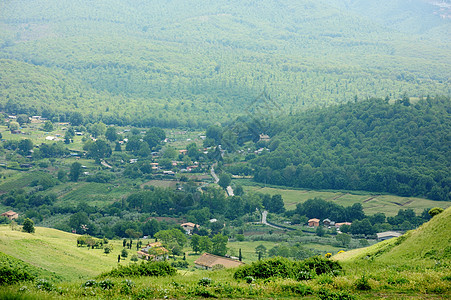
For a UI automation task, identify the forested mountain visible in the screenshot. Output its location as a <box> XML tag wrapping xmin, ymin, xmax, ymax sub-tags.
<box><xmin>0</xmin><ymin>0</ymin><xmax>449</xmax><ymax>127</ymax></box>
<box><xmin>250</xmin><ymin>96</ymin><xmax>451</xmax><ymax>201</ymax></box>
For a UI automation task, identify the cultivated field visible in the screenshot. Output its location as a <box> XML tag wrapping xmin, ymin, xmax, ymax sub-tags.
<box><xmin>239</xmin><ymin>182</ymin><xmax>451</xmax><ymax>216</ymax></box>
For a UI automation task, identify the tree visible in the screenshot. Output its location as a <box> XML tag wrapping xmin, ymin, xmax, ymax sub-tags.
<box><xmin>105</xmin><ymin>127</ymin><xmax>118</xmax><ymax>142</ymax></box>
<box><xmin>86</xmin><ymin>140</ymin><xmax>112</xmax><ymax>159</ymax></box>
<box><xmin>316</xmin><ymin>226</ymin><xmax>325</xmax><ymax>237</ymax></box>
<box><xmin>211</xmin><ymin>233</ymin><xmax>228</xmax><ymax>256</ymax></box>
<box><xmin>22</xmin><ymin>218</ymin><xmax>35</xmax><ymax>233</ymax></box>
<box><xmin>69</xmin><ymin>162</ymin><xmax>82</xmax><ymax>182</ymax></box>
<box><xmin>155</xmin><ymin>229</ymin><xmax>187</xmax><ymax>249</ymax></box>
<box><xmin>218</xmin><ymin>173</ymin><xmax>231</xmax><ymax>189</ymax></box>
<box><xmin>199</xmin><ymin>236</ymin><xmax>213</xmax><ymax>253</ymax></box>
<box><xmin>16</xmin><ymin>114</ymin><xmax>29</xmax><ymax>125</ymax></box>
<box><xmin>69</xmin><ymin>112</ymin><xmax>84</xmax><ymax>126</ymax></box>
<box><xmin>18</xmin><ymin>139</ymin><xmax>33</xmax><ymax>155</ymax></box>
<box><xmin>336</xmin><ymin>233</ymin><xmax>351</xmax><ymax>247</ymax></box>
<box><xmin>255</xmin><ymin>244</ymin><xmax>267</xmax><ymax>260</ymax></box>
<box><xmin>42</xmin><ymin>120</ymin><xmax>54</xmax><ymax>132</ymax></box>
<box><xmin>8</xmin><ymin>121</ymin><xmax>19</xmax><ymax>131</ymax></box>
<box><xmin>269</xmin><ymin>194</ymin><xmax>285</xmax><ymax>213</ymax></box>
<box><xmin>428</xmin><ymin>207</ymin><xmax>444</xmax><ymax>218</ymax></box>
<box><xmin>121</xmin><ymin>248</ymin><xmax>128</xmax><ymax>258</ymax></box>
<box><xmin>186</xmin><ymin>143</ymin><xmax>199</xmax><ymax>159</ymax></box>
<box><xmin>190</xmin><ymin>234</ymin><xmax>201</xmax><ymax>253</ymax></box>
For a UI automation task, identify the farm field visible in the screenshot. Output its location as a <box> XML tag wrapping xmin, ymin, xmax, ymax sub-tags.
<box><xmin>239</xmin><ymin>182</ymin><xmax>451</xmax><ymax>216</ymax></box>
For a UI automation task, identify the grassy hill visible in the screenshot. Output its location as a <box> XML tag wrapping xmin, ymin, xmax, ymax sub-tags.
<box><xmin>0</xmin><ymin>226</ymin><xmax>125</xmax><ymax>281</ymax></box>
<box><xmin>335</xmin><ymin>206</ymin><xmax>451</xmax><ymax>266</ymax></box>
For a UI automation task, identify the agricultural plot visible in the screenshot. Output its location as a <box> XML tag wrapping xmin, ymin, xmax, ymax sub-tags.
<box><xmin>241</xmin><ymin>183</ymin><xmax>451</xmax><ymax>216</ymax></box>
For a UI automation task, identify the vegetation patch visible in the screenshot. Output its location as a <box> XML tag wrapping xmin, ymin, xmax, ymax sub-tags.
<box><xmin>234</xmin><ymin>256</ymin><xmax>341</xmax><ymax>281</ymax></box>
<box><xmin>99</xmin><ymin>261</ymin><xmax>177</xmax><ymax>278</ymax></box>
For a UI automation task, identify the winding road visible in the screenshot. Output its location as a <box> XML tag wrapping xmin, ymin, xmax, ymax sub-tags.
<box><xmin>211</xmin><ymin>164</ymin><xmax>234</xmax><ymax>196</ymax></box>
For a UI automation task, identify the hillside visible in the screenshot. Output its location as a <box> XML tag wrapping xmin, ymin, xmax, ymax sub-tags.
<box><xmin>335</xmin><ymin>206</ymin><xmax>451</xmax><ymax>265</ymax></box>
<box><xmin>0</xmin><ymin>226</ymin><xmax>123</xmax><ymax>280</ymax></box>
<box><xmin>0</xmin><ymin>0</ymin><xmax>450</xmax><ymax>127</ymax></box>
<box><xmin>250</xmin><ymin>97</ymin><xmax>451</xmax><ymax>201</ymax></box>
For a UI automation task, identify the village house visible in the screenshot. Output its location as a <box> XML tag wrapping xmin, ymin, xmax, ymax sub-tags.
<box><xmin>323</xmin><ymin>219</ymin><xmax>335</xmax><ymax>227</ymax></box>
<box><xmin>335</xmin><ymin>222</ymin><xmax>352</xmax><ymax>229</ymax></box>
<box><xmin>194</xmin><ymin>253</ymin><xmax>244</xmax><ymax>270</ymax></box>
<box><xmin>376</xmin><ymin>231</ymin><xmax>403</xmax><ymax>241</ymax></box>
<box><xmin>259</xmin><ymin>134</ymin><xmax>270</xmax><ymax>142</ymax></box>
<box><xmin>1</xmin><ymin>210</ymin><xmax>19</xmax><ymax>220</ymax></box>
<box><xmin>180</xmin><ymin>222</ymin><xmax>200</xmax><ymax>235</ymax></box>
<box><xmin>308</xmin><ymin>218</ymin><xmax>320</xmax><ymax>227</ymax></box>
<box><xmin>137</xmin><ymin>241</ymin><xmax>169</xmax><ymax>261</ymax></box>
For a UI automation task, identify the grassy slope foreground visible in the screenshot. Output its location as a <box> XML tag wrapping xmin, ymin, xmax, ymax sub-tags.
<box><xmin>0</xmin><ymin>210</ymin><xmax>450</xmax><ymax>299</ymax></box>
<box><xmin>0</xmin><ymin>226</ymin><xmax>124</xmax><ymax>281</ymax></box>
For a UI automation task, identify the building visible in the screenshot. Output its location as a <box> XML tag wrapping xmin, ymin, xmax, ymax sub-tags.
<box><xmin>335</xmin><ymin>222</ymin><xmax>352</xmax><ymax>229</ymax></box>
<box><xmin>376</xmin><ymin>231</ymin><xmax>403</xmax><ymax>241</ymax></box>
<box><xmin>180</xmin><ymin>222</ymin><xmax>199</xmax><ymax>235</ymax></box>
<box><xmin>137</xmin><ymin>241</ymin><xmax>169</xmax><ymax>261</ymax></box>
<box><xmin>323</xmin><ymin>219</ymin><xmax>335</xmax><ymax>227</ymax></box>
<box><xmin>259</xmin><ymin>134</ymin><xmax>270</xmax><ymax>142</ymax></box>
<box><xmin>194</xmin><ymin>253</ymin><xmax>244</xmax><ymax>270</ymax></box>
<box><xmin>308</xmin><ymin>218</ymin><xmax>320</xmax><ymax>227</ymax></box>
<box><xmin>1</xmin><ymin>210</ymin><xmax>19</xmax><ymax>220</ymax></box>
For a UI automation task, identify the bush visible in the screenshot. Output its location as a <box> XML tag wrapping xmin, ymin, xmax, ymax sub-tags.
<box><xmin>171</xmin><ymin>260</ymin><xmax>189</xmax><ymax>269</ymax></box>
<box><xmin>354</xmin><ymin>275</ymin><xmax>371</xmax><ymax>291</ymax></box>
<box><xmin>318</xmin><ymin>288</ymin><xmax>355</xmax><ymax>300</ymax></box>
<box><xmin>0</xmin><ymin>266</ymin><xmax>34</xmax><ymax>285</ymax></box>
<box><xmin>100</xmin><ymin>261</ymin><xmax>177</xmax><ymax>278</ymax></box>
<box><xmin>98</xmin><ymin>279</ymin><xmax>114</xmax><ymax>290</ymax></box>
<box><xmin>36</xmin><ymin>279</ymin><xmax>54</xmax><ymax>292</ymax></box>
<box><xmin>82</xmin><ymin>279</ymin><xmax>97</xmax><ymax>287</ymax></box>
<box><xmin>198</xmin><ymin>277</ymin><xmax>212</xmax><ymax>286</ymax></box>
<box><xmin>234</xmin><ymin>256</ymin><xmax>341</xmax><ymax>281</ymax></box>
<box><xmin>280</xmin><ymin>283</ymin><xmax>314</xmax><ymax>296</ymax></box>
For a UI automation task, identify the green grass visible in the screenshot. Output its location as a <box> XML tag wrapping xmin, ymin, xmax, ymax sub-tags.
<box><xmin>239</xmin><ymin>182</ymin><xmax>451</xmax><ymax>216</ymax></box>
<box><xmin>0</xmin><ymin>226</ymin><xmax>127</xmax><ymax>281</ymax></box>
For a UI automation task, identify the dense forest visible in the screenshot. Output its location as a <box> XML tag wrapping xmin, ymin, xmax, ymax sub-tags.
<box><xmin>0</xmin><ymin>0</ymin><xmax>449</xmax><ymax>128</ymax></box>
<box><xmin>249</xmin><ymin>96</ymin><xmax>450</xmax><ymax>201</ymax></box>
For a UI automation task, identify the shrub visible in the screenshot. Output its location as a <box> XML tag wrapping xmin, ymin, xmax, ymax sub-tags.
<box><xmin>198</xmin><ymin>277</ymin><xmax>213</xmax><ymax>286</ymax></box>
<box><xmin>82</xmin><ymin>279</ymin><xmax>97</xmax><ymax>287</ymax></box>
<box><xmin>429</xmin><ymin>207</ymin><xmax>444</xmax><ymax>217</ymax></box>
<box><xmin>100</xmin><ymin>261</ymin><xmax>177</xmax><ymax>278</ymax></box>
<box><xmin>234</xmin><ymin>256</ymin><xmax>341</xmax><ymax>281</ymax></box>
<box><xmin>0</xmin><ymin>266</ymin><xmax>34</xmax><ymax>285</ymax></box>
<box><xmin>318</xmin><ymin>288</ymin><xmax>355</xmax><ymax>300</ymax></box>
<box><xmin>280</xmin><ymin>283</ymin><xmax>314</xmax><ymax>296</ymax></box>
<box><xmin>36</xmin><ymin>279</ymin><xmax>54</xmax><ymax>292</ymax></box>
<box><xmin>171</xmin><ymin>260</ymin><xmax>189</xmax><ymax>269</ymax></box>
<box><xmin>98</xmin><ymin>279</ymin><xmax>114</xmax><ymax>290</ymax></box>
<box><xmin>354</xmin><ymin>275</ymin><xmax>371</xmax><ymax>291</ymax></box>
<box><xmin>244</xmin><ymin>276</ymin><xmax>254</xmax><ymax>284</ymax></box>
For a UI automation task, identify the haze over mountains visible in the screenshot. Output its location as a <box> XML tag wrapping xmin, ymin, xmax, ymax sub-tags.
<box><xmin>0</xmin><ymin>0</ymin><xmax>450</xmax><ymax>127</ymax></box>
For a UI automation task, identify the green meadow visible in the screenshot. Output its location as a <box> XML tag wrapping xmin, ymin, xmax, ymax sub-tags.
<box><xmin>240</xmin><ymin>182</ymin><xmax>450</xmax><ymax>216</ymax></box>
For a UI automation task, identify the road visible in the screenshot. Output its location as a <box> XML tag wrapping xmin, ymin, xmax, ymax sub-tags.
<box><xmin>210</xmin><ymin>164</ymin><xmax>234</xmax><ymax>196</ymax></box>
<box><xmin>261</xmin><ymin>210</ymin><xmax>286</xmax><ymax>230</ymax></box>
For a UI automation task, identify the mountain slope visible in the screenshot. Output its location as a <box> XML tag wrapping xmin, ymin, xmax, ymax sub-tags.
<box><xmin>0</xmin><ymin>0</ymin><xmax>449</xmax><ymax>127</ymax></box>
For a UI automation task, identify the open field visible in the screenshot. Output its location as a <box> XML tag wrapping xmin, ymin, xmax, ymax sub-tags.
<box><xmin>140</xmin><ymin>179</ymin><xmax>177</xmax><ymax>189</ymax></box>
<box><xmin>239</xmin><ymin>181</ymin><xmax>451</xmax><ymax>216</ymax></box>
